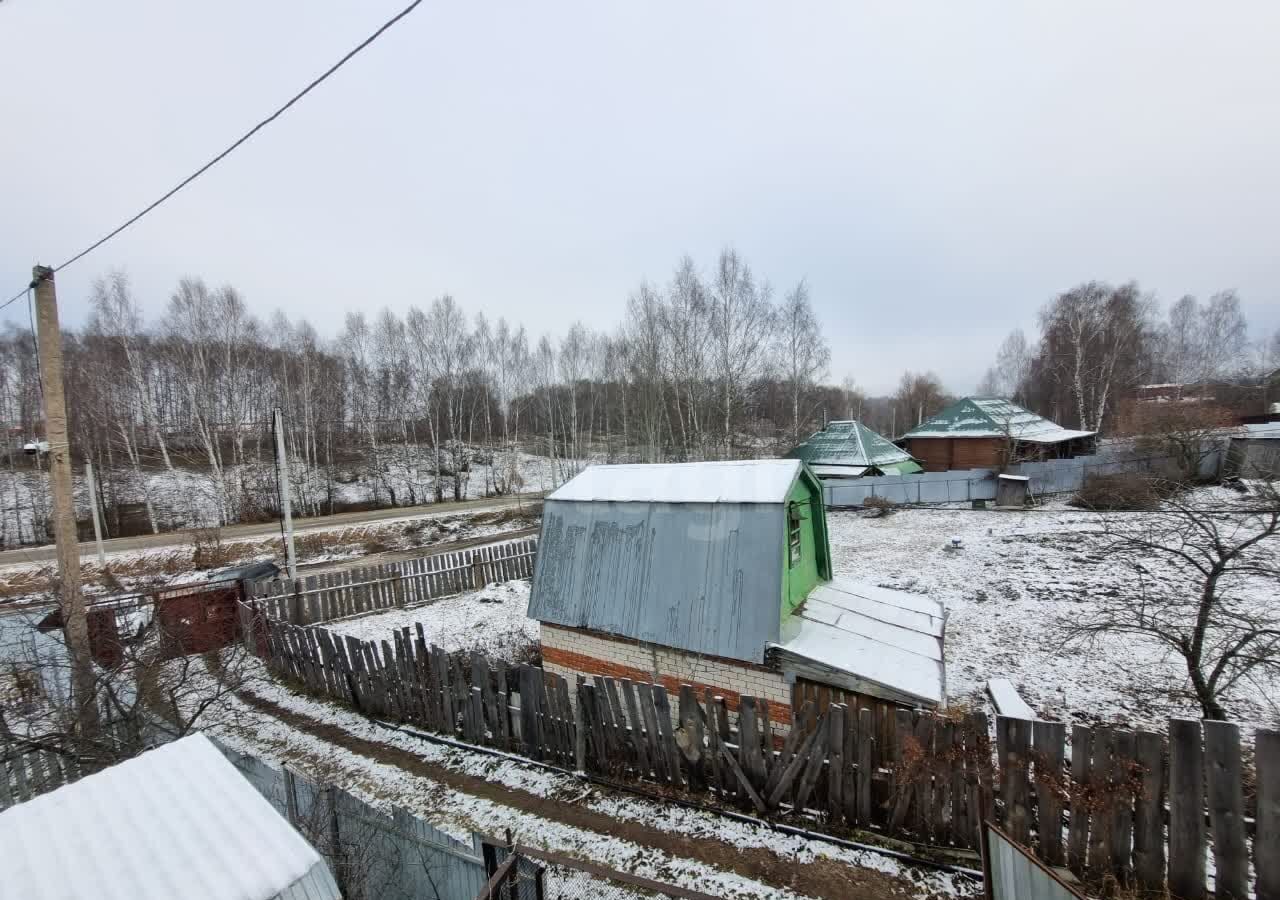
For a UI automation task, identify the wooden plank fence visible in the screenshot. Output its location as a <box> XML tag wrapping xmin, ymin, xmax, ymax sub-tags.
<box><xmin>243</xmin><ymin>608</ymin><xmax>1279</xmax><ymax>897</ymax></box>
<box><xmin>249</xmin><ymin>537</ymin><xmax>537</xmax><ymax>626</ymax></box>
<box><xmin>1</xmin><ymin>749</ymin><xmax>84</xmax><ymax>811</ymax></box>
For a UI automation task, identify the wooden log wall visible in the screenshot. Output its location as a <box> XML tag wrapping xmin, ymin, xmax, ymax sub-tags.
<box><xmin>247</xmin><ymin>608</ymin><xmax>1277</xmax><ymax>899</ymax></box>
<box><xmin>249</xmin><ymin>537</ymin><xmax>538</xmax><ymax>626</ymax></box>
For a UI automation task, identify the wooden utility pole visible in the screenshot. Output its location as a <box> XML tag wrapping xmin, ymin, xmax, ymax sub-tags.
<box><xmin>33</xmin><ymin>266</ymin><xmax>99</xmax><ymax>737</ymax></box>
<box><xmin>273</xmin><ymin>407</ymin><xmax>298</xmax><ymax>580</ymax></box>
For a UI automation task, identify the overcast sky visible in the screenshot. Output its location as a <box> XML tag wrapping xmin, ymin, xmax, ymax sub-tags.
<box><xmin>2</xmin><ymin>1</ymin><xmax>1278</xmax><ymax>394</ymax></box>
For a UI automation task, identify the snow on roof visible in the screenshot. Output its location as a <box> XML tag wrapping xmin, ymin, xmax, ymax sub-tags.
<box><xmin>0</xmin><ymin>733</ymin><xmax>340</xmax><ymax>900</ymax></box>
<box><xmin>770</xmin><ymin>577</ymin><xmax>946</xmax><ymax>706</ymax></box>
<box><xmin>811</xmin><ymin>464</ymin><xmax>868</xmax><ymax>478</ymax></box>
<box><xmin>1243</xmin><ymin>423</ymin><xmax>1280</xmax><ymax>439</ymax></box>
<box><xmin>901</xmin><ymin>397</ymin><xmax>1096</xmax><ymax>444</ymax></box>
<box><xmin>547</xmin><ymin>459</ymin><xmax>805</xmax><ymax>504</ymax></box>
<box><xmin>787</xmin><ymin>420</ymin><xmax>918</xmax><ymax>469</ymax></box>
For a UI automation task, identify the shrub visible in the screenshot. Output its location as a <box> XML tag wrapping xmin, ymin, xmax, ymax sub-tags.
<box><xmin>188</xmin><ymin>526</ymin><xmax>232</xmax><ymax>569</ymax></box>
<box><xmin>862</xmin><ymin>495</ymin><xmax>895</xmax><ymax>517</ymax></box>
<box><xmin>1069</xmin><ymin>473</ymin><xmax>1178</xmax><ymax>511</ymax></box>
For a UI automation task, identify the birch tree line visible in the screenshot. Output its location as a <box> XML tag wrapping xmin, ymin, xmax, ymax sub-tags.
<box><xmin>979</xmin><ymin>281</ymin><xmax>1280</xmax><ymax>434</ymax></box>
<box><xmin>0</xmin><ymin>248</ymin><xmax>845</xmax><ymax>542</ymax></box>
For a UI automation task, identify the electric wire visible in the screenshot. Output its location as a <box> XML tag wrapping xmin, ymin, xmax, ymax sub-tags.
<box><xmin>0</xmin><ymin>0</ymin><xmax>425</xmax><ymax>309</ymax></box>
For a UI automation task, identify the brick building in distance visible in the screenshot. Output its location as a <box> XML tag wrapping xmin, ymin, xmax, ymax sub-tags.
<box><xmin>528</xmin><ymin>459</ymin><xmax>945</xmax><ymax>735</ymax></box>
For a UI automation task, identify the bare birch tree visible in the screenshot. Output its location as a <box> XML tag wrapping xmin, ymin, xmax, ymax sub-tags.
<box><xmin>775</xmin><ymin>280</ymin><xmax>830</xmax><ymax>444</ymax></box>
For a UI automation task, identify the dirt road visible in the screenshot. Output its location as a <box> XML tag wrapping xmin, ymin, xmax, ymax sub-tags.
<box><xmin>294</xmin><ymin>524</ymin><xmax>540</xmax><ymax>577</ymax></box>
<box><xmin>0</xmin><ymin>493</ymin><xmax>543</xmax><ymax>569</ymax></box>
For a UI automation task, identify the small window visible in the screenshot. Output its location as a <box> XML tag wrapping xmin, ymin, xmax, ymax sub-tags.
<box><xmin>788</xmin><ymin>504</ymin><xmax>802</xmax><ymax>566</ymax></box>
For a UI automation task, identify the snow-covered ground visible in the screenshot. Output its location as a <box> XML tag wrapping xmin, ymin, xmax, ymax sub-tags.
<box><xmin>827</xmin><ymin>487</ymin><xmax>1279</xmax><ymax>733</ymax></box>
<box><xmin>193</xmin><ymin>654</ymin><xmax>975</xmax><ymax>899</ymax></box>
<box><xmin>325</xmin><ymin>580</ymin><xmax>538</xmax><ymax>663</ymax></box>
<box><xmin>0</xmin><ymin>506</ymin><xmax>539</xmax><ymax>607</ymax></box>
<box><xmin>1</xmin><ymin>448</ymin><xmax>577</xmax><ymax>546</ymax></box>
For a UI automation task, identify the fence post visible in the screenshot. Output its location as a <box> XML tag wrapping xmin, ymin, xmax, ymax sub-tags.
<box><xmin>1257</xmin><ymin>729</ymin><xmax>1280</xmax><ymax>900</ymax></box>
<box><xmin>1168</xmin><ymin>719</ymin><xmax>1206</xmax><ymax>900</ymax></box>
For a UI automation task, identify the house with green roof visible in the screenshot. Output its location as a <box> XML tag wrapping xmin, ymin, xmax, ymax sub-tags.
<box><xmin>900</xmin><ymin>397</ymin><xmax>1096</xmax><ymax>472</ymax></box>
<box><xmin>786</xmin><ymin>420</ymin><xmax>923</xmax><ymax>478</ymax></box>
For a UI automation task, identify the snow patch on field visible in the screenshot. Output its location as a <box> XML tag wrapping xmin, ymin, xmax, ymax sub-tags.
<box><xmin>324</xmin><ymin>580</ymin><xmax>539</xmax><ymax>662</ymax></box>
<box><xmin>826</xmin><ymin>490</ymin><xmax>1279</xmax><ymax>732</ymax></box>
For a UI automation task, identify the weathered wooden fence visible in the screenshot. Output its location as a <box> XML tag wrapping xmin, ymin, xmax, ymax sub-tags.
<box><xmin>0</xmin><ymin>748</ymin><xmax>84</xmax><ymax>811</ymax></box>
<box><xmin>250</xmin><ymin>537</ymin><xmax>538</xmax><ymax>626</ymax></box>
<box><xmin>244</xmin><ymin>609</ymin><xmax>1279</xmax><ymax>898</ymax></box>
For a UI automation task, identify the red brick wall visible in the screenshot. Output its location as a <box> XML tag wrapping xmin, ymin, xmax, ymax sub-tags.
<box><xmin>541</xmin><ymin>624</ymin><xmax>793</xmax><ymax>728</ymax></box>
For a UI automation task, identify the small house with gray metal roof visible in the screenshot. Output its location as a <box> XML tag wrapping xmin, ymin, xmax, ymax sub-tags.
<box><xmin>901</xmin><ymin>397</ymin><xmax>1096</xmax><ymax>472</ymax></box>
<box><xmin>787</xmin><ymin>419</ymin><xmax>923</xmax><ymax>479</ymax></box>
<box><xmin>530</xmin><ymin>459</ymin><xmax>946</xmax><ymax>727</ymax></box>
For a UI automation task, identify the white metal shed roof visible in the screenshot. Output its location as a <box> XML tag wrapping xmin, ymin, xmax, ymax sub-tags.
<box><xmin>548</xmin><ymin>459</ymin><xmax>805</xmax><ymax>503</ymax></box>
<box><xmin>0</xmin><ymin>733</ymin><xmax>340</xmax><ymax>900</ymax></box>
<box><xmin>770</xmin><ymin>577</ymin><xmax>947</xmax><ymax>707</ymax></box>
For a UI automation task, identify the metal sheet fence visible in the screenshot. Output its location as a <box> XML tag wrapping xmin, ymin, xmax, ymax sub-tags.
<box><xmin>250</xmin><ymin>537</ymin><xmax>538</xmax><ymax>626</ymax></box>
<box><xmin>823</xmin><ymin>442</ymin><xmax>1229</xmax><ymax>508</ymax></box>
<box><xmin>985</xmin><ymin>824</ymin><xmax>1085</xmax><ymax>900</ymax></box>
<box><xmin>217</xmin><ymin>740</ymin><xmax>490</xmax><ymax>900</ymax></box>
<box><xmin>242</xmin><ymin>602</ymin><xmax>1279</xmax><ymax>899</ymax></box>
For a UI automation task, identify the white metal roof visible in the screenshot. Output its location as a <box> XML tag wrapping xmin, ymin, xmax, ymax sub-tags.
<box><xmin>0</xmin><ymin>733</ymin><xmax>340</xmax><ymax>900</ymax></box>
<box><xmin>770</xmin><ymin>577</ymin><xmax>946</xmax><ymax>706</ymax></box>
<box><xmin>548</xmin><ymin>459</ymin><xmax>805</xmax><ymax>503</ymax></box>
<box><xmin>811</xmin><ymin>464</ymin><xmax>868</xmax><ymax>478</ymax></box>
<box><xmin>1243</xmin><ymin>423</ymin><xmax>1280</xmax><ymax>439</ymax></box>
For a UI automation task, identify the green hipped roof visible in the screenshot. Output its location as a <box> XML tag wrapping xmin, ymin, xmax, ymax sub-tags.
<box><xmin>900</xmin><ymin>397</ymin><xmax>1096</xmax><ymax>443</ymax></box>
<box><xmin>786</xmin><ymin>420</ymin><xmax>922</xmax><ymax>473</ymax></box>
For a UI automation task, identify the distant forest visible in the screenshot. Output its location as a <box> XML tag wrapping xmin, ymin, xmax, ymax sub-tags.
<box><xmin>1</xmin><ymin>248</ymin><xmax>1277</xmax><ymax>536</ymax></box>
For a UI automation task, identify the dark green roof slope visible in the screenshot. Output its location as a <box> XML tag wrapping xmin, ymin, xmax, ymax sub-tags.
<box><xmin>900</xmin><ymin>397</ymin><xmax>1095</xmax><ymax>442</ymax></box>
<box><xmin>786</xmin><ymin>420</ymin><xmax>922</xmax><ymax>474</ymax></box>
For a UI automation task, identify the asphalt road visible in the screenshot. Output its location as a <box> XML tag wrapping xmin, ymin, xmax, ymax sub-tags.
<box><xmin>0</xmin><ymin>493</ymin><xmax>543</xmax><ymax>569</ymax></box>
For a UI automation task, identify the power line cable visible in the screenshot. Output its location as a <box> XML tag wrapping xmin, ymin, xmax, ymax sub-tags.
<box><xmin>0</xmin><ymin>0</ymin><xmax>425</xmax><ymax>311</ymax></box>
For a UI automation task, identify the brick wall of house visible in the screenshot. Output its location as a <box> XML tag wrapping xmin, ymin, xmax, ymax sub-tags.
<box><xmin>540</xmin><ymin>623</ymin><xmax>793</xmax><ymax>736</ymax></box>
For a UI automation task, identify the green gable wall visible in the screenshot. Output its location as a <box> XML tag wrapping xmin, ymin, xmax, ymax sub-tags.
<box><xmin>781</xmin><ymin>469</ymin><xmax>831</xmax><ymax>616</ymax></box>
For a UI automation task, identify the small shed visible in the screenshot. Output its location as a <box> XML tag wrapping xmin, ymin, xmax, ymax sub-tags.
<box><xmin>787</xmin><ymin>419</ymin><xmax>923</xmax><ymax>479</ymax></box>
<box><xmin>1230</xmin><ymin>422</ymin><xmax>1280</xmax><ymax>478</ymax></box>
<box><xmin>531</xmin><ymin>460</ymin><xmax>947</xmax><ymax>724</ymax></box>
<box><xmin>900</xmin><ymin>397</ymin><xmax>1096</xmax><ymax>472</ymax></box>
<box><xmin>0</xmin><ymin>733</ymin><xmax>341</xmax><ymax>900</ymax></box>
<box><xmin>530</xmin><ymin>459</ymin><xmax>832</xmax><ymax>662</ymax></box>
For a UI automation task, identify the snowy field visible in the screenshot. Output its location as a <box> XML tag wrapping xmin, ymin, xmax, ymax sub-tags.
<box><xmin>827</xmin><ymin>487</ymin><xmax>1279</xmax><ymax>733</ymax></box>
<box><xmin>325</xmin><ymin>580</ymin><xmax>538</xmax><ymax>663</ymax></box>
<box><xmin>0</xmin><ymin>506</ymin><xmax>539</xmax><ymax>604</ymax></box>
<box><xmin>1</xmin><ymin>449</ymin><xmax>576</xmax><ymax>546</ymax></box>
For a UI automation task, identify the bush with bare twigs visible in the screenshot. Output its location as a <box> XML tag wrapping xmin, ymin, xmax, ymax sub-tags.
<box><xmin>1069</xmin><ymin>473</ymin><xmax>1177</xmax><ymax>511</ymax></box>
<box><xmin>861</xmin><ymin>495</ymin><xmax>895</xmax><ymax>517</ymax></box>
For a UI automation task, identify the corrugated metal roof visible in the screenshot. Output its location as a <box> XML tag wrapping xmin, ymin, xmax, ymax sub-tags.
<box><xmin>787</xmin><ymin>420</ymin><xmax>920</xmax><ymax>472</ymax></box>
<box><xmin>770</xmin><ymin>577</ymin><xmax>946</xmax><ymax>707</ymax></box>
<box><xmin>528</xmin><ymin>499</ymin><xmax>787</xmax><ymax>662</ymax></box>
<box><xmin>548</xmin><ymin>459</ymin><xmax>804</xmax><ymax>503</ymax></box>
<box><xmin>0</xmin><ymin>733</ymin><xmax>341</xmax><ymax>900</ymax></box>
<box><xmin>901</xmin><ymin>397</ymin><xmax>1096</xmax><ymax>444</ymax></box>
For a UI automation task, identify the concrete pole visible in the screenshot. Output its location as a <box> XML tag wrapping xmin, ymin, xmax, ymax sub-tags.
<box><xmin>274</xmin><ymin>407</ymin><xmax>298</xmax><ymax>580</ymax></box>
<box><xmin>85</xmin><ymin>461</ymin><xmax>106</xmax><ymax>568</ymax></box>
<box><xmin>33</xmin><ymin>266</ymin><xmax>99</xmax><ymax>737</ymax></box>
